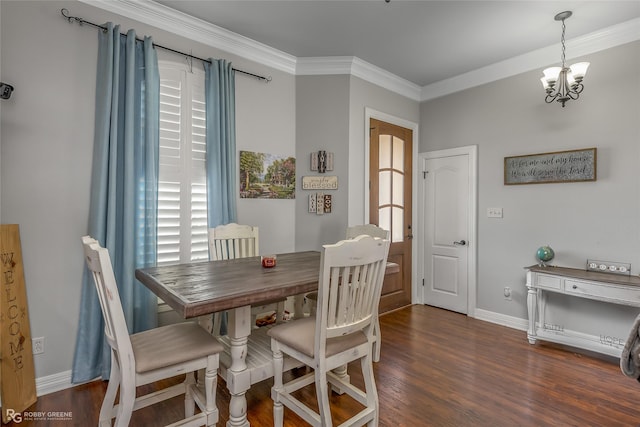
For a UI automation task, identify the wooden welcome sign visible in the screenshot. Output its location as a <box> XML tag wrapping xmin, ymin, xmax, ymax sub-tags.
<box><xmin>0</xmin><ymin>225</ymin><xmax>36</xmax><ymax>423</ymax></box>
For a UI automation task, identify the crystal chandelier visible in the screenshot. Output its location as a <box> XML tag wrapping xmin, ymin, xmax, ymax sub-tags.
<box><xmin>540</xmin><ymin>11</ymin><xmax>590</xmax><ymax>107</ymax></box>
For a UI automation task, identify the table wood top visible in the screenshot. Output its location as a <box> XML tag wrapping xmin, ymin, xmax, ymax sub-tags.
<box><xmin>525</xmin><ymin>264</ymin><xmax>640</xmax><ymax>287</ymax></box>
<box><xmin>136</xmin><ymin>251</ymin><xmax>399</xmax><ymax>319</ymax></box>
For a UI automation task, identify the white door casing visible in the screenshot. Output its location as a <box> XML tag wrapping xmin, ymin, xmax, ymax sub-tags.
<box><xmin>418</xmin><ymin>146</ymin><xmax>477</xmax><ymax>316</ymax></box>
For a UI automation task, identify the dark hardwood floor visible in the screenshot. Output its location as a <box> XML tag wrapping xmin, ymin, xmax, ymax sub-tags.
<box><xmin>6</xmin><ymin>305</ymin><xmax>640</xmax><ymax>426</ymax></box>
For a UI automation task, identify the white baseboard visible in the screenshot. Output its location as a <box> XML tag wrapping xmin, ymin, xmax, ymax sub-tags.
<box><xmin>0</xmin><ymin>370</ymin><xmax>78</xmax><ymax>408</ymax></box>
<box><xmin>473</xmin><ymin>308</ymin><xmax>528</xmax><ymax>331</ymax></box>
<box><xmin>35</xmin><ymin>370</ymin><xmax>76</xmax><ymax>396</ymax></box>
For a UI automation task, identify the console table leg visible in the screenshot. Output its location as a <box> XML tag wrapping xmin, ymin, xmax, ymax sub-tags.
<box><xmin>527</xmin><ymin>286</ymin><xmax>538</xmax><ymax>345</ymax></box>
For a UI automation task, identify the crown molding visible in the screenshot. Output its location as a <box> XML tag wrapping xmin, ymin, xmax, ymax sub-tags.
<box><xmin>78</xmin><ymin>0</ymin><xmax>297</xmax><ymax>74</ymax></box>
<box><xmin>351</xmin><ymin>57</ymin><xmax>422</xmax><ymax>101</ymax></box>
<box><xmin>296</xmin><ymin>56</ymin><xmax>354</xmax><ymax>76</ymax></box>
<box><xmin>297</xmin><ymin>57</ymin><xmax>422</xmax><ymax>101</ymax></box>
<box><xmin>420</xmin><ymin>17</ymin><xmax>640</xmax><ymax>102</ymax></box>
<box><xmin>81</xmin><ymin>1</ymin><xmax>639</xmax><ymax>103</ymax></box>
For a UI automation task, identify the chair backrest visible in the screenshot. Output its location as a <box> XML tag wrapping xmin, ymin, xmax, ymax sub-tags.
<box><xmin>346</xmin><ymin>224</ymin><xmax>389</xmax><ymax>240</ymax></box>
<box><xmin>81</xmin><ymin>236</ymin><xmax>134</xmax><ymax>369</ymax></box>
<box><xmin>208</xmin><ymin>223</ymin><xmax>259</xmax><ymax>261</ymax></box>
<box><xmin>315</xmin><ymin>235</ymin><xmax>390</xmax><ymax>348</ymax></box>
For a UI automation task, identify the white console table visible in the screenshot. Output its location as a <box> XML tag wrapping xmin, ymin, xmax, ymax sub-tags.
<box><xmin>526</xmin><ymin>265</ymin><xmax>640</xmax><ymax>357</ymax></box>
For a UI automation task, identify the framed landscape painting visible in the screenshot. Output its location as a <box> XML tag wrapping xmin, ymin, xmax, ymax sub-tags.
<box><xmin>239</xmin><ymin>151</ymin><xmax>296</xmax><ymax>199</ymax></box>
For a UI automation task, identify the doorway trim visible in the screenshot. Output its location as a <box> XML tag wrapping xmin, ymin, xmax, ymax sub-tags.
<box><xmin>364</xmin><ymin>107</ymin><xmax>419</xmax><ymax>304</ymax></box>
<box><xmin>418</xmin><ymin>145</ymin><xmax>478</xmax><ymax>317</ymax></box>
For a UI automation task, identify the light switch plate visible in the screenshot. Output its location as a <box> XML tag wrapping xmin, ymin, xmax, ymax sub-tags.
<box><xmin>487</xmin><ymin>207</ymin><xmax>503</xmax><ymax>218</ymax></box>
<box><xmin>586</xmin><ymin>259</ymin><xmax>631</xmax><ymax>276</ymax></box>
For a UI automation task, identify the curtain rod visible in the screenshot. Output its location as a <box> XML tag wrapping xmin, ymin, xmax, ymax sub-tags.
<box><xmin>60</xmin><ymin>8</ymin><xmax>272</xmax><ymax>83</ymax></box>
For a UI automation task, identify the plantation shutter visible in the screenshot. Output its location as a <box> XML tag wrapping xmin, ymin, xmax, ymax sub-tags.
<box><xmin>158</xmin><ymin>64</ymin><xmax>208</xmax><ymax>265</ymax></box>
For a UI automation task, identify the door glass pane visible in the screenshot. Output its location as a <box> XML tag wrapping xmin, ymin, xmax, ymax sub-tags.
<box><xmin>392</xmin><ymin>171</ymin><xmax>404</xmax><ymax>207</ymax></box>
<box><xmin>378</xmin><ymin>206</ymin><xmax>391</xmax><ymax>234</ymax></box>
<box><xmin>379</xmin><ymin>171</ymin><xmax>391</xmax><ymax>205</ymax></box>
<box><xmin>379</xmin><ymin>135</ymin><xmax>391</xmax><ymax>169</ymax></box>
<box><xmin>392</xmin><ymin>206</ymin><xmax>404</xmax><ymax>242</ymax></box>
<box><xmin>392</xmin><ymin>136</ymin><xmax>404</xmax><ymax>172</ymax></box>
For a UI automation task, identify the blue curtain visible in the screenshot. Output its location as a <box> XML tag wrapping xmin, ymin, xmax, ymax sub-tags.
<box><xmin>204</xmin><ymin>59</ymin><xmax>237</xmax><ymax>335</ymax></box>
<box><xmin>205</xmin><ymin>59</ymin><xmax>237</xmax><ymax>227</ymax></box>
<box><xmin>72</xmin><ymin>23</ymin><xmax>160</xmax><ymax>383</ymax></box>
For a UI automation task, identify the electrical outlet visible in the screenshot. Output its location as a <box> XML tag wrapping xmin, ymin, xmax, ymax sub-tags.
<box><xmin>33</xmin><ymin>337</ymin><xmax>45</xmax><ymax>355</ymax></box>
<box><xmin>503</xmin><ymin>287</ymin><xmax>512</xmax><ymax>301</ymax></box>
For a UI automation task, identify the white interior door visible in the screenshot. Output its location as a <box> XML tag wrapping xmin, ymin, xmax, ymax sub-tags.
<box><xmin>421</xmin><ymin>147</ymin><xmax>476</xmax><ymax>315</ymax></box>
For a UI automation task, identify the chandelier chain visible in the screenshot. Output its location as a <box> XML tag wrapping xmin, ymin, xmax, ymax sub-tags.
<box><xmin>560</xmin><ymin>19</ymin><xmax>566</xmax><ymax>68</ymax></box>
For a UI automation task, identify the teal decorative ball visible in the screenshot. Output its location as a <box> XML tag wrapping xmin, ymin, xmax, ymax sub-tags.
<box><xmin>536</xmin><ymin>246</ymin><xmax>555</xmax><ymax>263</ymax></box>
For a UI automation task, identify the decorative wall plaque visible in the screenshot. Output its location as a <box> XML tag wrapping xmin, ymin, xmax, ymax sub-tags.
<box><xmin>504</xmin><ymin>147</ymin><xmax>596</xmax><ymax>185</ymax></box>
<box><xmin>308</xmin><ymin>193</ymin><xmax>333</xmax><ymax>214</ymax></box>
<box><xmin>310</xmin><ymin>151</ymin><xmax>334</xmax><ymax>173</ymax></box>
<box><xmin>302</xmin><ymin>176</ymin><xmax>338</xmax><ymax>190</ymax></box>
<box><xmin>1</xmin><ymin>224</ymin><xmax>37</xmax><ymax>423</ymax></box>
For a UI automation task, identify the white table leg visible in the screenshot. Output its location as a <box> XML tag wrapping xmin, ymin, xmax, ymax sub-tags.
<box><xmin>293</xmin><ymin>294</ymin><xmax>306</xmax><ymax>319</ymax></box>
<box><xmin>527</xmin><ymin>287</ymin><xmax>538</xmax><ymax>344</ymax></box>
<box><xmin>526</xmin><ymin>271</ymin><xmax>538</xmax><ymax>345</ymax></box>
<box><xmin>330</xmin><ymin>364</ymin><xmax>350</xmax><ymax>395</ymax></box>
<box><xmin>226</xmin><ymin>305</ymin><xmax>252</xmax><ymax>427</ymax></box>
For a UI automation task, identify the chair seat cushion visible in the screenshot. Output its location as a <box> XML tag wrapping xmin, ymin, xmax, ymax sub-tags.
<box><xmin>267</xmin><ymin>317</ymin><xmax>367</xmax><ymax>358</ymax></box>
<box><xmin>131</xmin><ymin>322</ymin><xmax>224</xmax><ymax>373</ymax></box>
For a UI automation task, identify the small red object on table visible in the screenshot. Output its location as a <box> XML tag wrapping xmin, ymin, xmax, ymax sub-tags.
<box><xmin>261</xmin><ymin>255</ymin><xmax>276</xmax><ymax>268</ymax></box>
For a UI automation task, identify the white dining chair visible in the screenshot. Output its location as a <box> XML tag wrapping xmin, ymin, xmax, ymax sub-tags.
<box><xmin>206</xmin><ymin>223</ymin><xmax>286</xmax><ymax>335</ymax></box>
<box><xmin>306</xmin><ymin>224</ymin><xmax>389</xmax><ymax>361</ymax></box>
<box><xmin>269</xmin><ymin>235</ymin><xmax>390</xmax><ymax>427</ymax></box>
<box><xmin>82</xmin><ymin>236</ymin><xmax>223</xmax><ymax>427</ymax></box>
<box><xmin>345</xmin><ymin>224</ymin><xmax>389</xmax><ymax>241</ymax></box>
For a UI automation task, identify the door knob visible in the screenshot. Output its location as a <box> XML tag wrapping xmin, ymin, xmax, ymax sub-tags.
<box><xmin>453</xmin><ymin>240</ymin><xmax>466</xmax><ymax>246</ymax></box>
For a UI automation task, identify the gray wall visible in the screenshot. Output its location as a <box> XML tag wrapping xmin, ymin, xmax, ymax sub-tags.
<box><xmin>295</xmin><ymin>75</ymin><xmax>351</xmax><ymax>251</ymax></box>
<box><xmin>1</xmin><ymin>0</ymin><xmax>296</xmax><ymax>382</ymax></box>
<box><xmin>421</xmin><ymin>41</ymin><xmax>640</xmax><ymax>338</ymax></box>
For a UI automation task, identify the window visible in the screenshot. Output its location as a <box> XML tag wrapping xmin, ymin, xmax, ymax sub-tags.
<box><xmin>157</xmin><ymin>63</ymin><xmax>208</xmax><ymax>265</ymax></box>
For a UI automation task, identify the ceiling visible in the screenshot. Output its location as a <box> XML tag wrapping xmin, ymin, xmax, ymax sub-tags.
<box><xmin>152</xmin><ymin>1</ymin><xmax>640</xmax><ymax>88</ymax></box>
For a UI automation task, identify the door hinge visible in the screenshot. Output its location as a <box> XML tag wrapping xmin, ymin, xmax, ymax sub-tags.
<box><xmin>422</xmin><ymin>278</ymin><xmax>425</xmax><ymax>287</ymax></box>
<box><xmin>423</xmin><ymin>171</ymin><xmax>428</xmax><ymax>179</ymax></box>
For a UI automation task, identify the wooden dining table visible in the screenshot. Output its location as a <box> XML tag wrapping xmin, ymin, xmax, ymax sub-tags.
<box><xmin>135</xmin><ymin>250</ymin><xmax>398</xmax><ymax>427</ymax></box>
